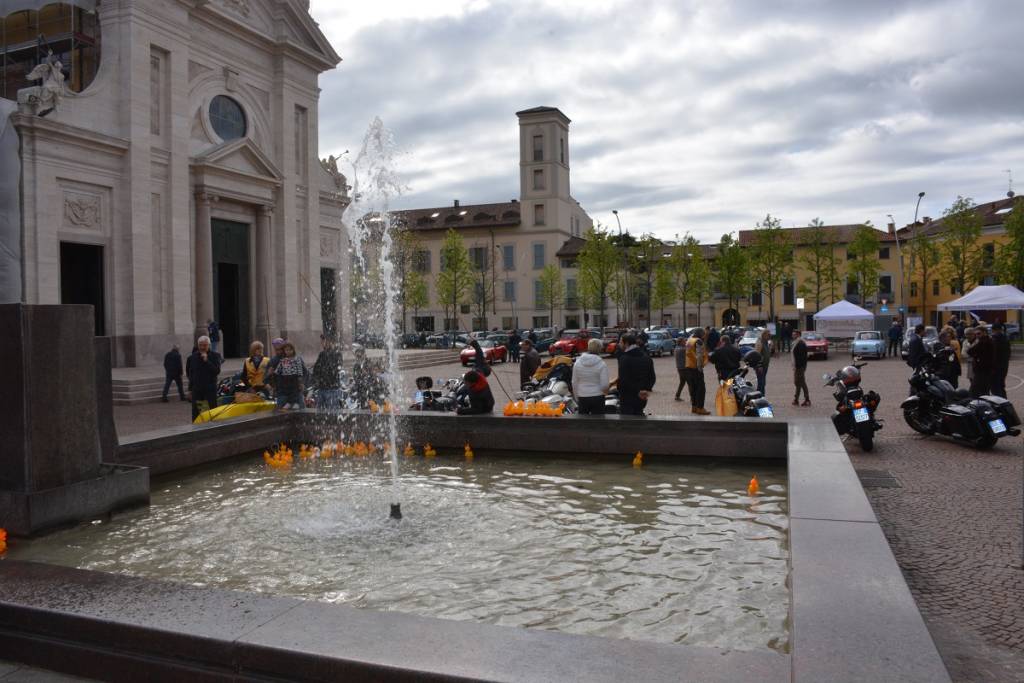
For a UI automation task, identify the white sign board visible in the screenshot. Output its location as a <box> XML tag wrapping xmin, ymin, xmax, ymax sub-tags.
<box><xmin>767</xmin><ymin>322</ymin><xmax>777</xmax><ymax>335</ymax></box>
<box><xmin>796</xmin><ymin>297</ymin><xmax>805</xmax><ymax>310</ymax></box>
<box><xmin>815</xmin><ymin>319</ymin><xmax>868</xmax><ymax>339</ymax></box>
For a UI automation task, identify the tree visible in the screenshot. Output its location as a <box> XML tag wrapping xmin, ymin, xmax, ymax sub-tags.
<box><xmin>435</xmin><ymin>228</ymin><xmax>474</xmax><ymax>331</ymax></box>
<box><xmin>471</xmin><ymin>252</ymin><xmax>494</xmax><ymax>330</ymax></box>
<box><xmin>689</xmin><ymin>250</ymin><xmax>714</xmax><ymax>326</ymax></box>
<box><xmin>909</xmin><ymin>231</ymin><xmax>941</xmax><ymax>325</ymax></box>
<box><xmin>672</xmin><ymin>234</ymin><xmax>702</xmax><ymax>325</ymax></box>
<box><xmin>997</xmin><ymin>196</ymin><xmax>1024</xmax><ymax>289</ymax></box>
<box><xmin>576</xmin><ymin>226</ymin><xmax>619</xmax><ymax>327</ymax></box>
<box><xmin>796</xmin><ymin>218</ymin><xmax>843</xmax><ymax>312</ymax></box>
<box><xmin>846</xmin><ymin>223</ymin><xmax>882</xmax><ymax>309</ymax></box>
<box><xmin>633</xmin><ymin>233</ymin><xmax>663</xmax><ymax>325</ymax></box>
<box><xmin>404</xmin><ymin>269</ymin><xmax>429</xmax><ymax>331</ymax></box>
<box><xmin>714</xmin><ymin>234</ymin><xmax>750</xmax><ymax>317</ymax></box>
<box><xmin>394</xmin><ymin>228</ymin><xmax>428</xmax><ymax>333</ymax></box>
<box><xmin>749</xmin><ymin>214</ymin><xmax>793</xmax><ymax>323</ymax></box>
<box><xmin>651</xmin><ymin>260</ymin><xmax>676</xmax><ymax>325</ymax></box>
<box><xmin>940</xmin><ymin>196</ymin><xmax>984</xmax><ymax>295</ymax></box>
<box><xmin>538</xmin><ymin>264</ymin><xmax>564</xmax><ymax>326</ymax></box>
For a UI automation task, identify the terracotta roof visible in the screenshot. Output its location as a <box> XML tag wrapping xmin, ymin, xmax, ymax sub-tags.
<box><xmin>908</xmin><ymin>196</ymin><xmax>1017</xmax><ymax>238</ymax></box>
<box><xmin>556</xmin><ymin>236</ymin><xmax>586</xmax><ymax>258</ymax></box>
<box><xmin>390</xmin><ymin>201</ymin><xmax>522</xmax><ymax>232</ymax></box>
<box><xmin>737</xmin><ymin>223</ymin><xmax>895</xmax><ymax>246</ymax></box>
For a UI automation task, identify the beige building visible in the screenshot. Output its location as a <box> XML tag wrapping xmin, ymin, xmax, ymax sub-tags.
<box><xmin>1</xmin><ymin>0</ymin><xmax>349</xmax><ymax>366</ymax></box>
<box><xmin>392</xmin><ymin>107</ymin><xmax>594</xmax><ymax>332</ymax></box>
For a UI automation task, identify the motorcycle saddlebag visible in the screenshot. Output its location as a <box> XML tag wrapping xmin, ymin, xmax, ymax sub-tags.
<box><xmin>938</xmin><ymin>403</ymin><xmax>983</xmax><ymax>439</ymax></box>
<box><xmin>980</xmin><ymin>395</ymin><xmax>1021</xmax><ymax>427</ymax></box>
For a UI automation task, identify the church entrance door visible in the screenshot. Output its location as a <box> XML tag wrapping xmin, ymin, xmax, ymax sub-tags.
<box><xmin>60</xmin><ymin>241</ymin><xmax>105</xmax><ymax>336</ymax></box>
<box><xmin>212</xmin><ymin>219</ymin><xmax>250</xmax><ymax>358</ymax></box>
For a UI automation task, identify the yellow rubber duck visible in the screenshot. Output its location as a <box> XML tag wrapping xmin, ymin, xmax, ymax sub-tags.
<box><xmin>464</xmin><ymin>443</ymin><xmax>474</xmax><ymax>459</ymax></box>
<box><xmin>368</xmin><ymin>400</ymin><xmax>379</xmax><ymax>413</ymax></box>
<box><xmin>354</xmin><ymin>442</ymin><xmax>369</xmax><ymax>457</ymax></box>
<box><xmin>0</xmin><ymin>528</ymin><xmax>7</xmax><ymax>555</ymax></box>
<box><xmin>403</xmin><ymin>442</ymin><xmax>416</xmax><ymax>457</ymax></box>
<box><xmin>748</xmin><ymin>475</ymin><xmax>760</xmax><ymax>496</ymax></box>
<box><xmin>632</xmin><ymin>451</ymin><xmax>643</xmax><ymax>467</ymax></box>
<box><xmin>424</xmin><ymin>443</ymin><xmax>437</xmax><ymax>458</ymax></box>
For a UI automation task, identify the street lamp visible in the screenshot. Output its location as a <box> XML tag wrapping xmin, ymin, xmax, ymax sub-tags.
<box><xmin>887</xmin><ymin>213</ymin><xmax>906</xmax><ymax>322</ymax></box>
<box><xmin>612</xmin><ymin>210</ymin><xmax>630</xmax><ymax>326</ymax></box>
<box><xmin>912</xmin><ymin>191</ymin><xmax>925</xmax><ymax>323</ymax></box>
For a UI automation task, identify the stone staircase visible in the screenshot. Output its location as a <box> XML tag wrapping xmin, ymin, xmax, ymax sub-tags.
<box><xmin>110</xmin><ymin>349</ymin><xmax>459</xmax><ymax>405</ymax></box>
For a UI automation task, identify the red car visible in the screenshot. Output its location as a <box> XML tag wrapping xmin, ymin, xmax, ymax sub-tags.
<box><xmin>549</xmin><ymin>329</ymin><xmax>592</xmax><ymax>356</ymax></box>
<box><xmin>460</xmin><ymin>340</ymin><xmax>507</xmax><ymax>366</ymax></box>
<box><xmin>800</xmin><ymin>331</ymin><xmax>829</xmax><ymax>360</ymax></box>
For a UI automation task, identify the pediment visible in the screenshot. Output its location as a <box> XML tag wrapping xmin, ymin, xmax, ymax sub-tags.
<box><xmin>273</xmin><ymin>1</ymin><xmax>342</xmax><ymax>69</ymax></box>
<box><xmin>192</xmin><ymin>138</ymin><xmax>282</xmax><ymax>185</ymax></box>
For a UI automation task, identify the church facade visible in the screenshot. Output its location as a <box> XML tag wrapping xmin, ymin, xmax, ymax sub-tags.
<box><xmin>1</xmin><ymin>0</ymin><xmax>349</xmax><ymax>366</ymax></box>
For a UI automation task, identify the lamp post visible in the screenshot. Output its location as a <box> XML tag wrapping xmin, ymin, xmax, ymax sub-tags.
<box><xmin>612</xmin><ymin>210</ymin><xmax>630</xmax><ymax>326</ymax></box>
<box><xmin>887</xmin><ymin>213</ymin><xmax>906</xmax><ymax>323</ymax></box>
<box><xmin>912</xmin><ymin>191</ymin><xmax>925</xmax><ymax>323</ymax></box>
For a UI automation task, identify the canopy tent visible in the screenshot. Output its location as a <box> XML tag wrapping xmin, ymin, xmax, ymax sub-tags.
<box><xmin>936</xmin><ymin>285</ymin><xmax>1024</xmax><ymax>311</ymax></box>
<box><xmin>813</xmin><ymin>300</ymin><xmax>874</xmax><ymax>338</ymax></box>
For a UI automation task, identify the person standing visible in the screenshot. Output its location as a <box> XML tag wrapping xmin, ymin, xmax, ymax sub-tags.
<box><xmin>961</xmin><ymin>327</ymin><xmax>977</xmax><ymax>387</ymax></box>
<box><xmin>616</xmin><ymin>333</ymin><xmax>656</xmax><ymax>416</ymax></box>
<box><xmin>187</xmin><ymin>335</ymin><xmax>222</xmax><ymax>420</ymax></box>
<box><xmin>991</xmin><ymin>322</ymin><xmax>1011</xmax><ymax>398</ymax></box>
<box><xmin>684</xmin><ymin>328</ymin><xmax>710</xmax><ymax>415</ymax></box>
<box><xmin>206</xmin><ymin>319</ymin><xmax>221</xmax><ymax>355</ymax></box>
<box><xmin>887</xmin><ymin>318</ymin><xmax>903</xmax><ymax>358</ymax></box>
<box><xmin>508</xmin><ymin>330</ymin><xmax>522</xmax><ymax>363</ymax></box>
<box><xmin>779</xmin><ymin>321</ymin><xmax>791</xmax><ymax>353</ymax></box>
<box><xmin>935</xmin><ymin>330</ymin><xmax>961</xmax><ymax>388</ymax></box>
<box><xmin>572</xmin><ymin>338</ymin><xmax>609</xmax><ymax>415</ymax></box>
<box><xmin>528</xmin><ymin>329</ymin><xmax>538</xmax><ymax>344</ymax></box>
<box><xmin>906</xmin><ymin>324</ymin><xmax>926</xmax><ymax>370</ymax></box>
<box><xmin>706</xmin><ymin>326</ymin><xmax>720</xmax><ymax>352</ymax></box>
<box><xmin>709</xmin><ymin>334</ymin><xmax>742</xmax><ymax>382</ymax></box>
<box><xmin>520</xmin><ymin>339</ymin><xmax>541</xmax><ymax>388</ymax></box>
<box><xmin>792</xmin><ymin>330</ymin><xmax>810</xmax><ymax>406</ymax></box>
<box><xmin>754</xmin><ymin>329</ymin><xmax>772</xmax><ymax>395</ymax></box>
<box><xmin>673</xmin><ymin>337</ymin><xmax>688</xmax><ymax>401</ymax></box>
<box><xmin>967</xmin><ymin>326</ymin><xmax>994</xmax><ymax>397</ymax></box>
<box><xmin>311</xmin><ymin>335</ymin><xmax>344</xmax><ymax>410</ymax></box>
<box><xmin>241</xmin><ymin>341</ymin><xmax>270</xmax><ymax>396</ymax></box>
<box><xmin>273</xmin><ymin>341</ymin><xmax>308</xmax><ymax>410</ymax></box>
<box><xmin>161</xmin><ymin>344</ymin><xmax>185</xmax><ymax>402</ymax></box>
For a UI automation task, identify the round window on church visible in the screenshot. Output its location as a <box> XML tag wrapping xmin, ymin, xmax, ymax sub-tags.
<box><xmin>209</xmin><ymin>95</ymin><xmax>246</xmax><ymax>141</ymax></box>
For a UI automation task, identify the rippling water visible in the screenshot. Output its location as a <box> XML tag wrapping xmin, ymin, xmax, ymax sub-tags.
<box><xmin>10</xmin><ymin>453</ymin><xmax>789</xmax><ymax>652</ymax></box>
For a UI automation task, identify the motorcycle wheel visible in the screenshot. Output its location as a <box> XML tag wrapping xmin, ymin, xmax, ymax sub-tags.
<box><xmin>858</xmin><ymin>432</ymin><xmax>874</xmax><ymax>452</ymax></box>
<box><xmin>903</xmin><ymin>408</ymin><xmax>936</xmax><ymax>435</ymax></box>
<box><xmin>976</xmin><ymin>435</ymin><xmax>997</xmax><ymax>450</ymax></box>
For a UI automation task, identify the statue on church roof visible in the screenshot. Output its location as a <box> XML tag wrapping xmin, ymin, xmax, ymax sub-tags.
<box><xmin>25</xmin><ymin>50</ymin><xmax>65</xmax><ymax>117</ymax></box>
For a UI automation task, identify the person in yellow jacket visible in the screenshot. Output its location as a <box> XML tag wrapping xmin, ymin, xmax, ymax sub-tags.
<box><xmin>684</xmin><ymin>329</ymin><xmax>710</xmax><ymax>415</ymax></box>
<box><xmin>242</xmin><ymin>341</ymin><xmax>270</xmax><ymax>396</ymax></box>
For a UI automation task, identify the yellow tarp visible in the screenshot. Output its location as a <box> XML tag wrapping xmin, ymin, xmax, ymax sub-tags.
<box><xmin>193</xmin><ymin>400</ymin><xmax>276</xmax><ymax>424</ymax></box>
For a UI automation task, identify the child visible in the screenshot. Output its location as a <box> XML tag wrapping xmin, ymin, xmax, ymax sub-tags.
<box><xmin>273</xmin><ymin>342</ymin><xmax>307</xmax><ymax>410</ymax></box>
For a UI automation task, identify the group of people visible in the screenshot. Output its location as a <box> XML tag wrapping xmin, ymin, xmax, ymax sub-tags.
<box><xmin>906</xmin><ymin>319</ymin><xmax>1012</xmax><ymax>398</ymax></box>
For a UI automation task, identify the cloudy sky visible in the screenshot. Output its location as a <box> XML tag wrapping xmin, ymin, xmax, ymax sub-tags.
<box><xmin>310</xmin><ymin>0</ymin><xmax>1023</xmax><ymax>243</ymax></box>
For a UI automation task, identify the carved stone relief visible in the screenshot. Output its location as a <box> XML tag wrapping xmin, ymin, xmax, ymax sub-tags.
<box><xmin>320</xmin><ymin>228</ymin><xmax>341</xmax><ymax>260</ymax></box>
<box><xmin>63</xmin><ymin>192</ymin><xmax>101</xmax><ymax>230</ymax></box>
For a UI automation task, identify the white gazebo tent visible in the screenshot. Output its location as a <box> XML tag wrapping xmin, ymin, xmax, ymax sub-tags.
<box><xmin>936</xmin><ymin>285</ymin><xmax>1024</xmax><ymax>312</ymax></box>
<box><xmin>813</xmin><ymin>300</ymin><xmax>874</xmax><ymax>338</ymax></box>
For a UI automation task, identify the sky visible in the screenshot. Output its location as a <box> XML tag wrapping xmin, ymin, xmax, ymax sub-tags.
<box><xmin>310</xmin><ymin>0</ymin><xmax>1024</xmax><ymax>244</ymax></box>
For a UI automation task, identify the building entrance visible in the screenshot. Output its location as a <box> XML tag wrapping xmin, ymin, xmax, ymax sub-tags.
<box><xmin>212</xmin><ymin>219</ymin><xmax>250</xmax><ymax>358</ymax></box>
<box><xmin>60</xmin><ymin>242</ymin><xmax>105</xmax><ymax>335</ymax></box>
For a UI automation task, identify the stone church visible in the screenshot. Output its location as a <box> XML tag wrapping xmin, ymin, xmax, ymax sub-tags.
<box><xmin>0</xmin><ymin>0</ymin><xmax>350</xmax><ymax>366</ymax></box>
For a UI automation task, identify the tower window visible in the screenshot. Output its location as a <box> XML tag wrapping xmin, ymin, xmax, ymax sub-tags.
<box><xmin>533</xmin><ymin>169</ymin><xmax>544</xmax><ymax>191</ymax></box>
<box><xmin>560</xmin><ymin>137</ymin><xmax>565</xmax><ymax>164</ymax></box>
<box><xmin>210</xmin><ymin>95</ymin><xmax>246</xmax><ymax>141</ymax></box>
<box><xmin>532</xmin><ymin>135</ymin><xmax>543</xmax><ymax>162</ymax></box>
<box><xmin>534</xmin><ymin>203</ymin><xmax>545</xmax><ymax>226</ymax></box>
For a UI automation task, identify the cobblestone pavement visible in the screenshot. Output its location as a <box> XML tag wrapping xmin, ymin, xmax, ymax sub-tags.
<box><xmin>113</xmin><ymin>348</ymin><xmax>1024</xmax><ymax>682</ymax></box>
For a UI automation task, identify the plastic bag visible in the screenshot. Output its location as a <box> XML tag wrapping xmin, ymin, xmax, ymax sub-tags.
<box><xmin>715</xmin><ymin>380</ymin><xmax>738</xmax><ymax>417</ymax></box>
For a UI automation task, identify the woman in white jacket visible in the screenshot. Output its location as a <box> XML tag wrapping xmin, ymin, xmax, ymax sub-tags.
<box><xmin>572</xmin><ymin>338</ymin><xmax>610</xmax><ymax>415</ymax></box>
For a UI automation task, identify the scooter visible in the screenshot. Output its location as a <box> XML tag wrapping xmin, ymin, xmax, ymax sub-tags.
<box><xmin>901</xmin><ymin>350</ymin><xmax>1020</xmax><ymax>449</ymax></box>
<box><xmin>724</xmin><ymin>365</ymin><xmax>774</xmax><ymax>418</ymax></box>
<box><xmin>823</xmin><ymin>360</ymin><xmax>882</xmax><ymax>451</ymax></box>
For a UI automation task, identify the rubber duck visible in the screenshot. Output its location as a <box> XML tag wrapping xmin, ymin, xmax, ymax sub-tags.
<box><xmin>403</xmin><ymin>442</ymin><xmax>416</xmax><ymax>457</ymax></box>
<box><xmin>748</xmin><ymin>475</ymin><xmax>760</xmax><ymax>496</ymax></box>
<box><xmin>424</xmin><ymin>443</ymin><xmax>437</xmax><ymax>458</ymax></box>
<box><xmin>368</xmin><ymin>400</ymin><xmax>379</xmax><ymax>413</ymax></box>
<box><xmin>0</xmin><ymin>528</ymin><xmax>7</xmax><ymax>554</ymax></box>
<box><xmin>632</xmin><ymin>451</ymin><xmax>643</xmax><ymax>467</ymax></box>
<box><xmin>354</xmin><ymin>442</ymin><xmax>369</xmax><ymax>457</ymax></box>
<box><xmin>464</xmin><ymin>443</ymin><xmax>474</xmax><ymax>459</ymax></box>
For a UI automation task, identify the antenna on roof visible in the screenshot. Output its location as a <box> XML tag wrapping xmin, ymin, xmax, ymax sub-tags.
<box><xmin>1005</xmin><ymin>169</ymin><xmax>1014</xmax><ymax>198</ymax></box>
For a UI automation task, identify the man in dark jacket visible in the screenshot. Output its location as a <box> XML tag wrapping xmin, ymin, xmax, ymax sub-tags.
<box><xmin>887</xmin><ymin>319</ymin><xmax>903</xmax><ymax>358</ymax></box>
<box><xmin>311</xmin><ymin>335</ymin><xmax>344</xmax><ymax>410</ymax></box>
<box><xmin>457</xmin><ymin>370</ymin><xmax>495</xmax><ymax>415</ymax></box>
<box><xmin>906</xmin><ymin>324</ymin><xmax>926</xmax><ymax>370</ymax></box>
<box><xmin>709</xmin><ymin>335</ymin><xmax>742</xmax><ymax>381</ymax></box>
<box><xmin>617</xmin><ymin>334</ymin><xmax>656</xmax><ymax>416</ymax></box>
<box><xmin>161</xmin><ymin>345</ymin><xmax>185</xmax><ymax>402</ymax></box>
<box><xmin>792</xmin><ymin>330</ymin><xmax>810</xmax><ymax>406</ymax></box>
<box><xmin>990</xmin><ymin>322</ymin><xmax>1011</xmax><ymax>398</ymax></box>
<box><xmin>206</xmin><ymin>319</ymin><xmax>221</xmax><ymax>355</ymax></box>
<box><xmin>187</xmin><ymin>335</ymin><xmax>222</xmax><ymax>420</ymax></box>
<box><xmin>706</xmin><ymin>327</ymin><xmax>720</xmax><ymax>352</ymax></box>
<box><xmin>967</xmin><ymin>326</ymin><xmax>995</xmax><ymax>397</ymax></box>
<box><xmin>520</xmin><ymin>339</ymin><xmax>541</xmax><ymax>388</ymax></box>
<box><xmin>508</xmin><ymin>331</ymin><xmax>522</xmax><ymax>362</ymax></box>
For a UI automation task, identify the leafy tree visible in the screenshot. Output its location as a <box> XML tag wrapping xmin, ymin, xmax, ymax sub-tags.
<box><xmin>538</xmin><ymin>264</ymin><xmax>564</xmax><ymax>326</ymax></box>
<box><xmin>633</xmin><ymin>234</ymin><xmax>663</xmax><ymax>325</ymax></box>
<box><xmin>940</xmin><ymin>196</ymin><xmax>984</xmax><ymax>295</ymax></box>
<box><xmin>576</xmin><ymin>225</ymin><xmax>619</xmax><ymax>327</ymax></box>
<box><xmin>847</xmin><ymin>223</ymin><xmax>882</xmax><ymax>309</ymax></box>
<box><xmin>671</xmin><ymin>234</ymin><xmax>702</xmax><ymax>325</ymax></box>
<box><xmin>997</xmin><ymin>196</ymin><xmax>1024</xmax><ymax>289</ymax></box>
<box><xmin>405</xmin><ymin>269</ymin><xmax>429</xmax><ymax>330</ymax></box>
<box><xmin>796</xmin><ymin>218</ymin><xmax>843</xmax><ymax>312</ymax></box>
<box><xmin>394</xmin><ymin>228</ymin><xmax>429</xmax><ymax>332</ymax></box>
<box><xmin>435</xmin><ymin>228</ymin><xmax>474</xmax><ymax>331</ymax></box>
<box><xmin>714</xmin><ymin>233</ymin><xmax>750</xmax><ymax>317</ymax></box>
<box><xmin>689</xmin><ymin>250</ymin><xmax>714</xmax><ymax>326</ymax></box>
<box><xmin>909</xmin><ymin>231</ymin><xmax>941</xmax><ymax>324</ymax></box>
<box><xmin>651</xmin><ymin>260</ymin><xmax>676</xmax><ymax>325</ymax></box>
<box><xmin>749</xmin><ymin>214</ymin><xmax>793</xmax><ymax>323</ymax></box>
<box><xmin>470</xmin><ymin>248</ymin><xmax>494</xmax><ymax>330</ymax></box>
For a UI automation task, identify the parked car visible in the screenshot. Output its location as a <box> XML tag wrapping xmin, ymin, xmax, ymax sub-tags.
<box><xmin>851</xmin><ymin>330</ymin><xmax>885</xmax><ymax>359</ymax></box>
<box><xmin>400</xmin><ymin>332</ymin><xmax>424</xmax><ymax>349</ymax></box>
<box><xmin>801</xmin><ymin>331</ymin><xmax>829</xmax><ymax>359</ymax></box>
<box><xmin>645</xmin><ymin>331</ymin><xmax>675</xmax><ymax>357</ymax></box>
<box><xmin>489</xmin><ymin>334</ymin><xmax>510</xmax><ymax>349</ymax></box>
<box><xmin>738</xmin><ymin>330</ymin><xmax>760</xmax><ymax>353</ymax></box>
<box><xmin>534</xmin><ymin>337</ymin><xmax>558</xmax><ymax>353</ymax></box>
<box><xmin>550</xmin><ymin>329</ymin><xmax>594</xmax><ymax>356</ymax></box>
<box><xmin>460</xmin><ymin>339</ymin><xmax>508</xmax><ymax>366</ymax></box>
<box><xmin>901</xmin><ymin>326</ymin><xmax>938</xmax><ymax>360</ymax></box>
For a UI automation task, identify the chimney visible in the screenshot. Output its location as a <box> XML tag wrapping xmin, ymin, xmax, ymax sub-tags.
<box><xmin>887</xmin><ymin>222</ymin><xmax>895</xmax><ymax>235</ymax></box>
<box><xmin>454</xmin><ymin>199</ymin><xmax>460</xmax><ymax>208</ymax></box>
<box><xmin>922</xmin><ymin>216</ymin><xmax>931</xmax><ymax>224</ymax></box>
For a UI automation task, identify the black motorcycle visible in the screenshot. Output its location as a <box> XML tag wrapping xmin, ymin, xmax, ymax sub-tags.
<box><xmin>724</xmin><ymin>364</ymin><xmax>774</xmax><ymax>418</ymax></box>
<box><xmin>408</xmin><ymin>376</ymin><xmax>463</xmax><ymax>412</ymax></box>
<box><xmin>823</xmin><ymin>361</ymin><xmax>882</xmax><ymax>451</ymax></box>
<box><xmin>901</xmin><ymin>349</ymin><xmax>1020</xmax><ymax>449</ymax></box>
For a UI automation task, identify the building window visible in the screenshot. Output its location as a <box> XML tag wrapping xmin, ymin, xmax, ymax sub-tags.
<box><xmin>444</xmin><ymin>317</ymin><xmax>458</xmax><ymax>331</ymax></box>
<box><xmin>150</xmin><ymin>51</ymin><xmax>163</xmax><ymax>135</ymax></box>
<box><xmin>560</xmin><ymin>258</ymin><xmax>575</xmax><ymax>268</ymax></box>
<box><xmin>846</xmin><ymin>249</ymin><xmax>856</xmax><ymax>261</ymax></box>
<box><xmin>532</xmin><ymin>316</ymin><xmax>549</xmax><ymax>328</ymax></box>
<box><xmin>469</xmin><ymin>246</ymin><xmax>488</xmax><ymax>271</ymax></box>
<box><xmin>982</xmin><ymin>243</ymin><xmax>995</xmax><ymax>269</ymax></box>
<box><xmin>566</xmin><ymin>278</ymin><xmax>578</xmax><ymax>309</ymax></box>
<box><xmin>460</xmin><ymin>304</ymin><xmax>471</xmax><ymax>314</ymax></box>
<box><xmin>950</xmin><ymin>285</ymin><xmax>957</xmax><ymax>295</ymax></box>
<box><xmin>879</xmin><ymin>275</ymin><xmax>893</xmax><ymax>295</ymax></box>
<box><xmin>503</xmin><ymin>280</ymin><xmax>516</xmax><ymax>302</ymax></box>
<box><xmin>910</xmin><ymin>282</ymin><xmax>918</xmax><ymax>297</ymax></box>
<box><xmin>750</xmin><ymin>280</ymin><xmax>762</xmax><ymax>306</ymax></box>
<box><xmin>878</xmin><ymin>247</ymin><xmax>890</xmax><ymax>260</ymax></box>
<box><xmin>532</xmin><ymin>243</ymin><xmax>545</xmax><ymax>269</ymax></box>
<box><xmin>534</xmin><ymin>203</ymin><xmax>545</xmax><ymax>225</ymax></box>
<box><xmin>532</xmin><ymin>135</ymin><xmax>543</xmax><ymax>162</ymax></box>
<box><xmin>846</xmin><ymin>278</ymin><xmax>858</xmax><ymax>296</ymax></box>
<box><xmin>533</xmin><ymin>169</ymin><xmax>544</xmax><ymax>191</ymax></box>
<box><xmin>560</xmin><ymin>137</ymin><xmax>565</xmax><ymax>164</ymax></box>
<box><xmin>932</xmin><ymin>280</ymin><xmax>939</xmax><ymax>296</ymax></box>
<box><xmin>413</xmin><ymin>316</ymin><xmax>435</xmax><ymax>332</ymax></box>
<box><xmin>981</xmin><ymin>275</ymin><xmax>995</xmax><ymax>286</ymax></box>
<box><xmin>501</xmin><ymin>316</ymin><xmax>515</xmax><ymax>329</ymax></box>
<box><xmin>210</xmin><ymin>95</ymin><xmax>246</xmax><ymax>141</ymax></box>
<box><xmin>534</xmin><ymin>280</ymin><xmax>544</xmax><ymax>308</ymax></box>
<box><xmin>502</xmin><ymin>244</ymin><xmax>515</xmax><ymax>271</ymax></box>
<box><xmin>413</xmin><ymin>250</ymin><xmax>431</xmax><ymax>274</ymax></box>
<box><xmin>783</xmin><ymin>279</ymin><xmax>795</xmax><ymax>306</ymax></box>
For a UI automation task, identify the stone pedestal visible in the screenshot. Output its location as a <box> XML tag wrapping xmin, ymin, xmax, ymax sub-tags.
<box><xmin>0</xmin><ymin>304</ymin><xmax>149</xmax><ymax>536</ymax></box>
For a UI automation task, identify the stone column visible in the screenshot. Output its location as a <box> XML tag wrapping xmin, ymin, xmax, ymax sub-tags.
<box><xmin>194</xmin><ymin>191</ymin><xmax>214</xmax><ymax>340</ymax></box>
<box><xmin>255</xmin><ymin>204</ymin><xmax>273</xmax><ymax>348</ymax></box>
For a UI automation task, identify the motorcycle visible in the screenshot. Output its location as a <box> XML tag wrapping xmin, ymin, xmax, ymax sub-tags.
<box><xmin>823</xmin><ymin>361</ymin><xmax>882</xmax><ymax>451</ymax></box>
<box><xmin>408</xmin><ymin>376</ymin><xmax>463</xmax><ymax>412</ymax></box>
<box><xmin>901</xmin><ymin>350</ymin><xmax>1021</xmax><ymax>449</ymax></box>
<box><xmin>516</xmin><ymin>377</ymin><xmax>579</xmax><ymax>414</ymax></box>
<box><xmin>723</xmin><ymin>364</ymin><xmax>774</xmax><ymax>418</ymax></box>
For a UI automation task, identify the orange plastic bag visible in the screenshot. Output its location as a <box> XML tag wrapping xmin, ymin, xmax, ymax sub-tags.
<box><xmin>715</xmin><ymin>380</ymin><xmax>738</xmax><ymax>417</ymax></box>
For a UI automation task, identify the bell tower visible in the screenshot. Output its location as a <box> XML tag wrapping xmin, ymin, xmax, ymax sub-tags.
<box><xmin>517</xmin><ymin>107</ymin><xmax>572</xmax><ymax>229</ymax></box>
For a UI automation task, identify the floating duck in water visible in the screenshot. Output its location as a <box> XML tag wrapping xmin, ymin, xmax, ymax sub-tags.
<box><xmin>632</xmin><ymin>451</ymin><xmax>643</xmax><ymax>467</ymax></box>
<box><xmin>424</xmin><ymin>443</ymin><xmax>437</xmax><ymax>458</ymax></box>
<box><xmin>263</xmin><ymin>445</ymin><xmax>293</xmax><ymax>469</ymax></box>
<box><xmin>0</xmin><ymin>528</ymin><xmax>7</xmax><ymax>554</ymax></box>
<box><xmin>748</xmin><ymin>475</ymin><xmax>760</xmax><ymax>496</ymax></box>
<box><xmin>464</xmin><ymin>443</ymin><xmax>474</xmax><ymax>459</ymax></box>
<box><xmin>403</xmin><ymin>443</ymin><xmax>416</xmax><ymax>457</ymax></box>
<box><xmin>353</xmin><ymin>442</ymin><xmax>369</xmax><ymax>457</ymax></box>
